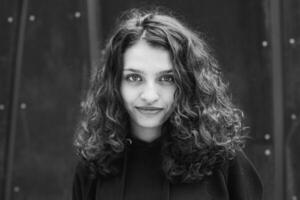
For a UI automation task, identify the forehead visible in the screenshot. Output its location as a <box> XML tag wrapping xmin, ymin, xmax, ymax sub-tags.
<box><xmin>123</xmin><ymin>40</ymin><xmax>173</xmax><ymax>73</ymax></box>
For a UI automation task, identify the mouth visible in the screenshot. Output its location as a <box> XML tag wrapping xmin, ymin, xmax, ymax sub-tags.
<box><xmin>135</xmin><ymin>106</ymin><xmax>163</xmax><ymax>115</ymax></box>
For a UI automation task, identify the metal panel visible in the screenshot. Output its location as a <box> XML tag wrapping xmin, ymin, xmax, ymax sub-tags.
<box><xmin>0</xmin><ymin>0</ymin><xmax>22</xmax><ymax>199</ymax></box>
<box><xmin>283</xmin><ymin>0</ymin><xmax>300</xmax><ymax>200</ymax></box>
<box><xmin>4</xmin><ymin>0</ymin><xmax>30</xmax><ymax>199</ymax></box>
<box><xmin>86</xmin><ymin>0</ymin><xmax>102</xmax><ymax>70</ymax></box>
<box><xmin>1</xmin><ymin>0</ymin><xmax>90</xmax><ymax>199</ymax></box>
<box><xmin>270</xmin><ymin>0</ymin><xmax>284</xmax><ymax>199</ymax></box>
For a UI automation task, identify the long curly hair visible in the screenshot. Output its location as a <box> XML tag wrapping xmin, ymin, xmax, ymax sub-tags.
<box><xmin>74</xmin><ymin>8</ymin><xmax>247</xmax><ymax>183</ymax></box>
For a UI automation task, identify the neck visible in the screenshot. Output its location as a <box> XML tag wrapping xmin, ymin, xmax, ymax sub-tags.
<box><xmin>131</xmin><ymin>125</ymin><xmax>161</xmax><ymax>143</ymax></box>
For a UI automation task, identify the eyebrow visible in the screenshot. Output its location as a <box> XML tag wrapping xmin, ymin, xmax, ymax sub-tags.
<box><xmin>123</xmin><ymin>68</ymin><xmax>173</xmax><ymax>75</ymax></box>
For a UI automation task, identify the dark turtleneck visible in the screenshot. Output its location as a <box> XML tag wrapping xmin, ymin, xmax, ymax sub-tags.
<box><xmin>124</xmin><ymin>136</ymin><xmax>165</xmax><ymax>200</ymax></box>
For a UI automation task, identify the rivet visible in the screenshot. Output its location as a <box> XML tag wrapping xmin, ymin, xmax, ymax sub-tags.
<box><xmin>74</xmin><ymin>11</ymin><xmax>81</xmax><ymax>18</ymax></box>
<box><xmin>264</xmin><ymin>149</ymin><xmax>271</xmax><ymax>156</ymax></box>
<box><xmin>292</xmin><ymin>195</ymin><xmax>298</xmax><ymax>200</ymax></box>
<box><xmin>262</xmin><ymin>41</ymin><xmax>268</xmax><ymax>47</ymax></box>
<box><xmin>289</xmin><ymin>38</ymin><xmax>296</xmax><ymax>45</ymax></box>
<box><xmin>291</xmin><ymin>114</ymin><xmax>297</xmax><ymax>120</ymax></box>
<box><xmin>29</xmin><ymin>15</ymin><xmax>36</xmax><ymax>21</ymax></box>
<box><xmin>20</xmin><ymin>103</ymin><xmax>27</xmax><ymax>109</ymax></box>
<box><xmin>7</xmin><ymin>17</ymin><xmax>14</xmax><ymax>23</ymax></box>
<box><xmin>264</xmin><ymin>134</ymin><xmax>271</xmax><ymax>140</ymax></box>
<box><xmin>0</xmin><ymin>104</ymin><xmax>5</xmax><ymax>110</ymax></box>
<box><xmin>13</xmin><ymin>186</ymin><xmax>20</xmax><ymax>192</ymax></box>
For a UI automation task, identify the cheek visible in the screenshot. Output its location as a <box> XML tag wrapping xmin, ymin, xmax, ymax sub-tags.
<box><xmin>120</xmin><ymin>85</ymin><xmax>136</xmax><ymax>106</ymax></box>
<box><xmin>164</xmin><ymin>87</ymin><xmax>176</xmax><ymax>106</ymax></box>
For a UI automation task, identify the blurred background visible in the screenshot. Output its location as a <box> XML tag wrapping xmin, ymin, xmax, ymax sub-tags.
<box><xmin>0</xmin><ymin>0</ymin><xmax>299</xmax><ymax>199</ymax></box>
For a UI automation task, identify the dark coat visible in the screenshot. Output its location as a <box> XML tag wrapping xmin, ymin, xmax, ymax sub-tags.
<box><xmin>72</xmin><ymin>150</ymin><xmax>263</xmax><ymax>200</ymax></box>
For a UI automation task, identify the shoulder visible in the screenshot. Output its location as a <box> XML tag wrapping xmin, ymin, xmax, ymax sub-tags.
<box><xmin>74</xmin><ymin>160</ymin><xmax>93</xmax><ymax>181</ymax></box>
<box><xmin>228</xmin><ymin>150</ymin><xmax>261</xmax><ymax>180</ymax></box>
<box><xmin>225</xmin><ymin>150</ymin><xmax>263</xmax><ymax>200</ymax></box>
<box><xmin>72</xmin><ymin>160</ymin><xmax>98</xmax><ymax>200</ymax></box>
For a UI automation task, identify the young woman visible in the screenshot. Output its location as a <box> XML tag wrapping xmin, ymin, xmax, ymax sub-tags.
<box><xmin>73</xmin><ymin>8</ymin><xmax>263</xmax><ymax>200</ymax></box>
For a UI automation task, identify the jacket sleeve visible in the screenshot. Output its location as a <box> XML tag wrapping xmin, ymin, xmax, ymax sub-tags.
<box><xmin>72</xmin><ymin>161</ymin><xmax>97</xmax><ymax>200</ymax></box>
<box><xmin>227</xmin><ymin>150</ymin><xmax>263</xmax><ymax>200</ymax></box>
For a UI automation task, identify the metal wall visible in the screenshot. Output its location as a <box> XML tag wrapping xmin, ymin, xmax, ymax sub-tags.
<box><xmin>0</xmin><ymin>0</ymin><xmax>89</xmax><ymax>199</ymax></box>
<box><xmin>283</xmin><ymin>0</ymin><xmax>300</xmax><ymax>200</ymax></box>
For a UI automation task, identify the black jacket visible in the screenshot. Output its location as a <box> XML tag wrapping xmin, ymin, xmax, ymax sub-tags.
<box><xmin>73</xmin><ymin>149</ymin><xmax>263</xmax><ymax>200</ymax></box>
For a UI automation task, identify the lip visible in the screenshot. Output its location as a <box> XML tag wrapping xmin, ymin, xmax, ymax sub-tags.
<box><xmin>136</xmin><ymin>106</ymin><xmax>163</xmax><ymax>110</ymax></box>
<box><xmin>135</xmin><ymin>106</ymin><xmax>163</xmax><ymax>115</ymax></box>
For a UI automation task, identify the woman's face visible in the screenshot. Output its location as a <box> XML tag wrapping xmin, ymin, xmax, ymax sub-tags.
<box><xmin>120</xmin><ymin>40</ymin><xmax>176</xmax><ymax>133</ymax></box>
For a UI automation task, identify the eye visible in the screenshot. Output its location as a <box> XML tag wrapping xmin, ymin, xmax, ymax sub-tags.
<box><xmin>125</xmin><ymin>73</ymin><xmax>142</xmax><ymax>82</ymax></box>
<box><xmin>159</xmin><ymin>74</ymin><xmax>174</xmax><ymax>83</ymax></box>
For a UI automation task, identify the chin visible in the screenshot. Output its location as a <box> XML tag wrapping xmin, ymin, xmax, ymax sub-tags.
<box><xmin>136</xmin><ymin>119</ymin><xmax>163</xmax><ymax>129</ymax></box>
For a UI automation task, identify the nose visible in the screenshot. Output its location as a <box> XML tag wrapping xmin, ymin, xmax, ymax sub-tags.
<box><xmin>140</xmin><ymin>82</ymin><xmax>159</xmax><ymax>104</ymax></box>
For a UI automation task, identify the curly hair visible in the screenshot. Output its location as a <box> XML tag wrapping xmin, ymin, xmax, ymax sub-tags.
<box><xmin>74</xmin><ymin>8</ymin><xmax>247</xmax><ymax>183</ymax></box>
